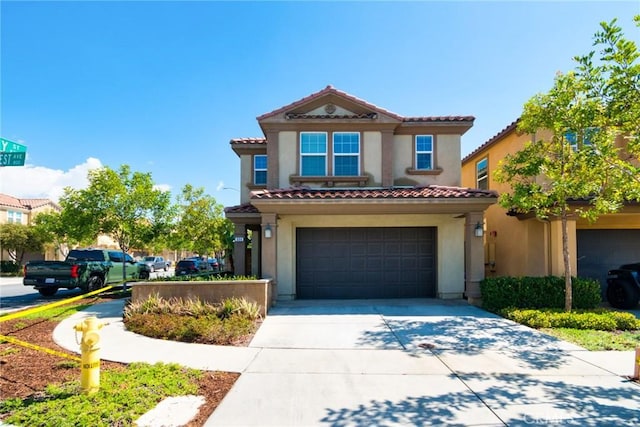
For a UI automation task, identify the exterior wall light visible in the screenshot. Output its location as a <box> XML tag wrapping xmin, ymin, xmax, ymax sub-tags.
<box><xmin>264</xmin><ymin>224</ymin><xmax>272</xmax><ymax>239</ymax></box>
<box><xmin>474</xmin><ymin>222</ymin><xmax>484</xmax><ymax>238</ymax></box>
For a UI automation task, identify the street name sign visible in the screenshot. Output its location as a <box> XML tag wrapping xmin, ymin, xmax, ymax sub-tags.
<box><xmin>0</xmin><ymin>138</ymin><xmax>27</xmax><ymax>166</ymax></box>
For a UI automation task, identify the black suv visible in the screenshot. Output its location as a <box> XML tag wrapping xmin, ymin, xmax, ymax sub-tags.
<box><xmin>175</xmin><ymin>259</ymin><xmax>210</xmax><ymax>276</ymax></box>
<box><xmin>606</xmin><ymin>263</ymin><xmax>640</xmax><ymax>309</ymax></box>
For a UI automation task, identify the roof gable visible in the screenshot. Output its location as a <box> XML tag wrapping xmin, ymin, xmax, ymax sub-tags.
<box><xmin>462</xmin><ymin>118</ymin><xmax>520</xmax><ymax>164</ymax></box>
<box><xmin>257</xmin><ymin>85</ymin><xmax>403</xmax><ymax>123</ymax></box>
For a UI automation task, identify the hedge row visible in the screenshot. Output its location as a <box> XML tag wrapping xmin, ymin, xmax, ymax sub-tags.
<box><xmin>0</xmin><ymin>260</ymin><xmax>21</xmax><ymax>274</ymax></box>
<box><xmin>480</xmin><ymin>276</ymin><xmax>601</xmax><ymax>311</ymax></box>
<box><xmin>500</xmin><ymin>307</ymin><xmax>640</xmax><ymax>331</ymax></box>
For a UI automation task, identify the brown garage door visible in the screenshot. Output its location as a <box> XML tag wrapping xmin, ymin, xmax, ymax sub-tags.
<box><xmin>296</xmin><ymin>227</ymin><xmax>437</xmax><ymax>299</ymax></box>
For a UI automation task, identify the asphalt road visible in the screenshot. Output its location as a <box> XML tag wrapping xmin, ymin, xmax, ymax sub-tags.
<box><xmin>0</xmin><ymin>269</ymin><xmax>175</xmax><ymax>315</ymax></box>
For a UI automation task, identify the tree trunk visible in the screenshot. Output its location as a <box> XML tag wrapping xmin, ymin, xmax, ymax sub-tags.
<box><xmin>561</xmin><ymin>211</ymin><xmax>573</xmax><ymax>312</ymax></box>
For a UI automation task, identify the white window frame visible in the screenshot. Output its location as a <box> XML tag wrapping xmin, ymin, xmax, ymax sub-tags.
<box><xmin>253</xmin><ymin>154</ymin><xmax>267</xmax><ymax>185</ymax></box>
<box><xmin>332</xmin><ymin>132</ymin><xmax>360</xmax><ymax>176</ymax></box>
<box><xmin>565</xmin><ymin>128</ymin><xmax>597</xmax><ymax>152</ymax></box>
<box><xmin>7</xmin><ymin>210</ymin><xmax>23</xmax><ymax>224</ymax></box>
<box><xmin>415</xmin><ymin>135</ymin><xmax>434</xmax><ymax>170</ymax></box>
<box><xmin>300</xmin><ymin>132</ymin><xmax>328</xmax><ymax>176</ymax></box>
<box><xmin>476</xmin><ymin>157</ymin><xmax>488</xmax><ymax>190</ymax></box>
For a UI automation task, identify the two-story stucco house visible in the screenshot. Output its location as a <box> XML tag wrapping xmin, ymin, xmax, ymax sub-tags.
<box><xmin>0</xmin><ymin>193</ymin><xmax>62</xmax><ymax>262</ymax></box>
<box><xmin>225</xmin><ymin>86</ymin><xmax>497</xmax><ymax>303</ymax></box>
<box><xmin>461</xmin><ymin>120</ymin><xmax>640</xmax><ymax>288</ymax></box>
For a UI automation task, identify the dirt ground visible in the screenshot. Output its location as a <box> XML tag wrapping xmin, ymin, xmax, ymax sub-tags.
<box><xmin>0</xmin><ymin>301</ymin><xmax>240</xmax><ymax>426</ymax></box>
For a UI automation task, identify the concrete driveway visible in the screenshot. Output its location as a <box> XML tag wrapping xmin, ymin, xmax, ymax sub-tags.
<box><xmin>207</xmin><ymin>299</ymin><xmax>640</xmax><ymax>426</ymax></box>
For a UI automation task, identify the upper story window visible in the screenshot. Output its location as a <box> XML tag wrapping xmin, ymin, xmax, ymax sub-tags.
<box><xmin>254</xmin><ymin>155</ymin><xmax>267</xmax><ymax>185</ymax></box>
<box><xmin>564</xmin><ymin>128</ymin><xmax>596</xmax><ymax>152</ymax></box>
<box><xmin>333</xmin><ymin>132</ymin><xmax>360</xmax><ymax>176</ymax></box>
<box><xmin>415</xmin><ymin>135</ymin><xmax>433</xmax><ymax>170</ymax></box>
<box><xmin>300</xmin><ymin>132</ymin><xmax>327</xmax><ymax>176</ymax></box>
<box><xmin>476</xmin><ymin>157</ymin><xmax>488</xmax><ymax>190</ymax></box>
<box><xmin>7</xmin><ymin>210</ymin><xmax>23</xmax><ymax>224</ymax></box>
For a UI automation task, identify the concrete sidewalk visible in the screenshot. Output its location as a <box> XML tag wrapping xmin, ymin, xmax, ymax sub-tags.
<box><xmin>53</xmin><ymin>299</ymin><xmax>640</xmax><ymax>426</ymax></box>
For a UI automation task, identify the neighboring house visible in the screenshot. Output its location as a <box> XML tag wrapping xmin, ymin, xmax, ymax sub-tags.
<box><xmin>461</xmin><ymin>120</ymin><xmax>640</xmax><ymax>288</ymax></box>
<box><xmin>0</xmin><ymin>193</ymin><xmax>62</xmax><ymax>262</ymax></box>
<box><xmin>225</xmin><ymin>85</ymin><xmax>497</xmax><ymax>304</ymax></box>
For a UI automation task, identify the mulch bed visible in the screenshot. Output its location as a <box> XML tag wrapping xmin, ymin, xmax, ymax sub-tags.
<box><xmin>0</xmin><ymin>298</ymin><xmax>240</xmax><ymax>426</ymax></box>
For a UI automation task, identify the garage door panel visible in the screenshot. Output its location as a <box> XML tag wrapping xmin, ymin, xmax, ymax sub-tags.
<box><xmin>297</xmin><ymin>227</ymin><xmax>436</xmax><ymax>299</ymax></box>
<box><xmin>578</xmin><ymin>229</ymin><xmax>640</xmax><ymax>295</ymax></box>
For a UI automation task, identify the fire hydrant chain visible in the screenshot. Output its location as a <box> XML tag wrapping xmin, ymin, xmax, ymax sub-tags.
<box><xmin>73</xmin><ymin>316</ymin><xmax>106</xmax><ymax>395</ymax></box>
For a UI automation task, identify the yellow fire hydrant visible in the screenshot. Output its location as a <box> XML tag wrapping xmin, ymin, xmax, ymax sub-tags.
<box><xmin>74</xmin><ymin>316</ymin><xmax>105</xmax><ymax>395</ymax></box>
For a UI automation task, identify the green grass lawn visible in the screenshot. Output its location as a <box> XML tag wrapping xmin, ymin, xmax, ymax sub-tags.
<box><xmin>542</xmin><ymin>328</ymin><xmax>640</xmax><ymax>351</ymax></box>
<box><xmin>0</xmin><ymin>363</ymin><xmax>201</xmax><ymax>426</ymax></box>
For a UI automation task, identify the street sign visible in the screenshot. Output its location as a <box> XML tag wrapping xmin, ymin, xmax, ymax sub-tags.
<box><xmin>0</xmin><ymin>152</ymin><xmax>26</xmax><ymax>166</ymax></box>
<box><xmin>0</xmin><ymin>138</ymin><xmax>27</xmax><ymax>166</ymax></box>
<box><xmin>0</xmin><ymin>138</ymin><xmax>27</xmax><ymax>153</ymax></box>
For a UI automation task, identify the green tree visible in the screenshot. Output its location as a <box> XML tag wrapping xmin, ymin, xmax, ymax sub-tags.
<box><xmin>495</xmin><ymin>17</ymin><xmax>640</xmax><ymax>311</ymax></box>
<box><xmin>172</xmin><ymin>184</ymin><xmax>231</xmax><ymax>259</ymax></box>
<box><xmin>0</xmin><ymin>223</ymin><xmax>45</xmax><ymax>265</ymax></box>
<box><xmin>32</xmin><ymin>210</ymin><xmax>94</xmax><ymax>258</ymax></box>
<box><xmin>60</xmin><ymin>165</ymin><xmax>175</xmax><ymax>279</ymax></box>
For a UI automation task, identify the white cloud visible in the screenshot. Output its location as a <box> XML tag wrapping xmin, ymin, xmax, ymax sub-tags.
<box><xmin>154</xmin><ymin>184</ymin><xmax>172</xmax><ymax>193</ymax></box>
<box><xmin>0</xmin><ymin>158</ymin><xmax>103</xmax><ymax>202</ymax></box>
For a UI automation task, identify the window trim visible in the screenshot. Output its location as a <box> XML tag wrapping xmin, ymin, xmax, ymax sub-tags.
<box><xmin>253</xmin><ymin>154</ymin><xmax>267</xmax><ymax>186</ymax></box>
<box><xmin>332</xmin><ymin>131</ymin><xmax>360</xmax><ymax>176</ymax></box>
<box><xmin>476</xmin><ymin>157</ymin><xmax>488</xmax><ymax>190</ymax></box>
<box><xmin>7</xmin><ymin>210</ymin><xmax>23</xmax><ymax>224</ymax></box>
<box><xmin>414</xmin><ymin>134</ymin><xmax>434</xmax><ymax>171</ymax></box>
<box><xmin>299</xmin><ymin>131</ymin><xmax>328</xmax><ymax>176</ymax></box>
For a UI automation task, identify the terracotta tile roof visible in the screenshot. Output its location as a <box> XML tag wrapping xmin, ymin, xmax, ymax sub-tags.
<box><xmin>230</xmin><ymin>137</ymin><xmax>267</xmax><ymax>145</ymax></box>
<box><xmin>257</xmin><ymin>85</ymin><xmax>405</xmax><ymax>121</ymax></box>
<box><xmin>462</xmin><ymin>118</ymin><xmax>520</xmax><ymax>164</ymax></box>
<box><xmin>251</xmin><ymin>186</ymin><xmax>497</xmax><ymax>201</ymax></box>
<box><xmin>257</xmin><ymin>85</ymin><xmax>475</xmax><ymax>125</ymax></box>
<box><xmin>224</xmin><ymin>203</ymin><xmax>260</xmax><ymax>214</ymax></box>
<box><xmin>403</xmin><ymin>116</ymin><xmax>475</xmax><ymax>123</ymax></box>
<box><xmin>0</xmin><ymin>193</ymin><xmax>58</xmax><ymax>210</ymax></box>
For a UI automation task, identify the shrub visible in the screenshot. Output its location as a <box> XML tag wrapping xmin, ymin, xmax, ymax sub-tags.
<box><xmin>500</xmin><ymin>307</ymin><xmax>640</xmax><ymax>331</ymax></box>
<box><xmin>123</xmin><ymin>295</ymin><xmax>261</xmax><ymax>344</ymax></box>
<box><xmin>0</xmin><ymin>260</ymin><xmax>20</xmax><ymax>275</ymax></box>
<box><xmin>480</xmin><ymin>276</ymin><xmax>601</xmax><ymax>311</ymax></box>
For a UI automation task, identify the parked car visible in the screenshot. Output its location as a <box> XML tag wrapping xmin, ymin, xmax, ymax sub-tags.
<box><xmin>175</xmin><ymin>259</ymin><xmax>211</xmax><ymax>276</ymax></box>
<box><xmin>606</xmin><ymin>262</ymin><xmax>640</xmax><ymax>309</ymax></box>
<box><xmin>207</xmin><ymin>257</ymin><xmax>219</xmax><ymax>271</ymax></box>
<box><xmin>142</xmin><ymin>256</ymin><xmax>167</xmax><ymax>272</ymax></box>
<box><xmin>24</xmin><ymin>248</ymin><xmax>151</xmax><ymax>296</ymax></box>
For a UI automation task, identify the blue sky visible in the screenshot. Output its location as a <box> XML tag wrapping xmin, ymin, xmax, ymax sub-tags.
<box><xmin>1</xmin><ymin>1</ymin><xmax>638</xmax><ymax>208</ymax></box>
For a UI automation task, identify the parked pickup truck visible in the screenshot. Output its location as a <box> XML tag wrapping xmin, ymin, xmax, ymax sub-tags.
<box><xmin>24</xmin><ymin>248</ymin><xmax>151</xmax><ymax>296</ymax></box>
<box><xmin>606</xmin><ymin>262</ymin><xmax>640</xmax><ymax>309</ymax></box>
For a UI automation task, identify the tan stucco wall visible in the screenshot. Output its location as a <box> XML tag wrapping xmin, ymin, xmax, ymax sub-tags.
<box><xmin>274</xmin><ymin>214</ymin><xmax>465</xmax><ymax>300</ymax></box>
<box><xmin>363</xmin><ymin>131</ymin><xmax>382</xmax><ymax>184</ymax></box>
<box><xmin>392</xmin><ymin>134</ymin><xmax>461</xmax><ymax>187</ymax></box>
<box><xmin>483</xmin><ymin>204</ymin><xmax>550</xmax><ymax>277</ymax></box>
<box><xmin>278</xmin><ymin>131</ymin><xmax>297</xmax><ymax>187</ymax></box>
<box><xmin>131</xmin><ymin>279</ymin><xmax>274</xmax><ymax>317</ymax></box>
<box><xmin>393</xmin><ymin>135</ymin><xmax>413</xmax><ymax>183</ymax></box>
<box><xmin>240</xmin><ymin>154</ymin><xmax>252</xmax><ymax>204</ymax></box>
<box><xmin>434</xmin><ymin>135</ymin><xmax>461</xmax><ymax>186</ymax></box>
<box><xmin>462</xmin><ymin>129</ymin><xmax>585</xmax><ymax>279</ymax></box>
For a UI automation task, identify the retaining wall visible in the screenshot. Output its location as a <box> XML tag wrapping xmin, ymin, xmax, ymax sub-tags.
<box><xmin>130</xmin><ymin>279</ymin><xmax>275</xmax><ymax>317</ymax></box>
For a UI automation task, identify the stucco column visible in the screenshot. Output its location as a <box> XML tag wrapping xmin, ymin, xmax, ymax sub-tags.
<box><xmin>261</xmin><ymin>213</ymin><xmax>278</xmax><ymax>282</ymax></box>
<box><xmin>381</xmin><ymin>129</ymin><xmax>394</xmax><ymax>187</ymax></box>
<box><xmin>465</xmin><ymin>211</ymin><xmax>485</xmax><ymax>305</ymax></box>
<box><xmin>549</xmin><ymin>218</ymin><xmax>577</xmax><ymax>276</ymax></box>
<box><xmin>233</xmin><ymin>224</ymin><xmax>247</xmax><ymax>276</ymax></box>
<box><xmin>265</xmin><ymin>130</ymin><xmax>279</xmax><ymax>189</ymax></box>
